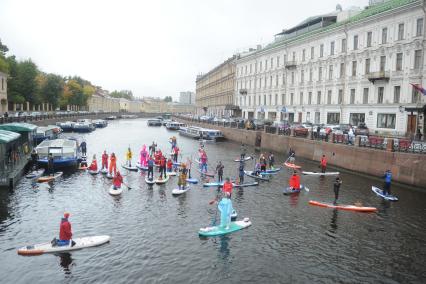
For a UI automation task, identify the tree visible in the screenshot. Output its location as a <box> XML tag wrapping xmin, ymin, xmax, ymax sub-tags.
<box><xmin>0</xmin><ymin>39</ymin><xmax>9</xmax><ymax>73</ymax></box>
<box><xmin>110</xmin><ymin>90</ymin><xmax>134</xmax><ymax>100</ymax></box>
<box><xmin>40</xmin><ymin>73</ymin><xmax>64</xmax><ymax>108</ymax></box>
<box><xmin>164</xmin><ymin>96</ymin><xmax>173</xmax><ymax>102</ymax></box>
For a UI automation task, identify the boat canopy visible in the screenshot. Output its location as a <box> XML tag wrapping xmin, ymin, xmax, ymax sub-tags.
<box><xmin>0</xmin><ymin>129</ymin><xmax>21</xmax><ymax>144</ymax></box>
<box><xmin>0</xmin><ymin>123</ymin><xmax>38</xmax><ymax>132</ymax></box>
<box><xmin>36</xmin><ymin>139</ymin><xmax>77</xmax><ymax>158</ymax></box>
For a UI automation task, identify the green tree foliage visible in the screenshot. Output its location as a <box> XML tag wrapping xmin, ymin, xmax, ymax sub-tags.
<box><xmin>38</xmin><ymin>73</ymin><xmax>64</xmax><ymax>108</ymax></box>
<box><xmin>0</xmin><ymin>38</ymin><xmax>9</xmax><ymax>73</ymax></box>
<box><xmin>164</xmin><ymin>96</ymin><xmax>173</xmax><ymax>102</ymax></box>
<box><xmin>110</xmin><ymin>90</ymin><xmax>134</xmax><ymax>100</ymax></box>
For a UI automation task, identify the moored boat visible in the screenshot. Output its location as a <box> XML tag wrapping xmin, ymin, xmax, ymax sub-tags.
<box><xmin>34</xmin><ymin>125</ymin><xmax>62</xmax><ymax>145</ymax></box>
<box><xmin>73</xmin><ymin>119</ymin><xmax>95</xmax><ymax>133</ymax></box>
<box><xmin>36</xmin><ymin>139</ymin><xmax>80</xmax><ymax>169</ymax></box>
<box><xmin>93</xmin><ymin>119</ymin><xmax>108</xmax><ymax>128</ymax></box>
<box><xmin>147</xmin><ymin>119</ymin><xmax>162</xmax><ymax>126</ymax></box>
<box><xmin>56</xmin><ymin>121</ymin><xmax>74</xmax><ymax>132</ymax></box>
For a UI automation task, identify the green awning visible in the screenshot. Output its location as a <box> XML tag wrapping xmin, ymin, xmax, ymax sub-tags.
<box><xmin>0</xmin><ymin>129</ymin><xmax>21</xmax><ymax>144</ymax></box>
<box><xmin>0</xmin><ymin>123</ymin><xmax>38</xmax><ymax>132</ymax></box>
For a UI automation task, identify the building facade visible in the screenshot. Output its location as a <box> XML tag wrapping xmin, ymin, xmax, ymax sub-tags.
<box><xmin>0</xmin><ymin>71</ymin><xmax>7</xmax><ymax>114</ymax></box>
<box><xmin>196</xmin><ymin>56</ymin><xmax>240</xmax><ymax>117</ymax></box>
<box><xmin>88</xmin><ymin>90</ymin><xmax>121</xmax><ymax>112</ymax></box>
<box><xmin>168</xmin><ymin>102</ymin><xmax>196</xmax><ymax>114</ymax></box>
<box><xmin>179</xmin><ymin>91</ymin><xmax>195</xmax><ymax>105</ymax></box>
<box><xmin>236</xmin><ymin>0</ymin><xmax>426</xmax><ymax>137</ymax></box>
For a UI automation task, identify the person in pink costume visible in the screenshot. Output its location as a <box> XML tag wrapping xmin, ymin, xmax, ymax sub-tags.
<box><xmin>140</xmin><ymin>145</ymin><xmax>148</xmax><ymax>167</ymax></box>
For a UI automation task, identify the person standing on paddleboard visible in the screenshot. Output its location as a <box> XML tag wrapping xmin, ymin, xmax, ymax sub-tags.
<box><xmin>200</xmin><ymin>150</ymin><xmax>208</xmax><ymax>173</ymax></box>
<box><xmin>52</xmin><ymin>212</ymin><xmax>75</xmax><ymax>247</ymax></box>
<box><xmin>186</xmin><ymin>157</ymin><xmax>192</xmax><ymax>178</ymax></box>
<box><xmin>268</xmin><ymin>152</ymin><xmax>275</xmax><ymax>169</ymax></box>
<box><xmin>101</xmin><ymin>151</ymin><xmax>108</xmax><ymax>171</ymax></box>
<box><xmin>288</xmin><ymin>148</ymin><xmax>295</xmax><ymax>163</ymax></box>
<box><xmin>320</xmin><ymin>155</ymin><xmax>327</xmax><ymax>173</ymax></box>
<box><xmin>30</xmin><ymin>149</ymin><xmax>38</xmax><ymax>170</ymax></box>
<box><xmin>47</xmin><ymin>153</ymin><xmax>54</xmax><ymax>176</ymax></box>
<box><xmin>216</xmin><ymin>161</ymin><xmax>224</xmax><ymax>182</ymax></box>
<box><xmin>218</xmin><ymin>192</ymin><xmax>234</xmax><ymax>230</ymax></box>
<box><xmin>113</xmin><ymin>171</ymin><xmax>123</xmax><ymax>190</ymax></box>
<box><xmin>259</xmin><ymin>154</ymin><xmax>267</xmax><ymax>172</ymax></box>
<box><xmin>126</xmin><ymin>147</ymin><xmax>133</xmax><ymax>167</ymax></box>
<box><xmin>382</xmin><ymin>170</ymin><xmax>392</xmax><ymax>196</ymax></box>
<box><xmin>109</xmin><ymin>153</ymin><xmax>117</xmax><ymax>176</ymax></box>
<box><xmin>80</xmin><ymin>141</ymin><xmax>87</xmax><ymax>156</ymax></box>
<box><xmin>289</xmin><ymin>171</ymin><xmax>301</xmax><ymax>191</ymax></box>
<box><xmin>238</xmin><ymin>161</ymin><xmax>245</xmax><ymax>184</ymax></box>
<box><xmin>173</xmin><ymin>146</ymin><xmax>180</xmax><ymax>163</ymax></box>
<box><xmin>222</xmin><ymin>177</ymin><xmax>233</xmax><ymax>198</ymax></box>
<box><xmin>240</xmin><ymin>143</ymin><xmax>247</xmax><ymax>160</ymax></box>
<box><xmin>166</xmin><ymin>158</ymin><xmax>173</xmax><ymax>173</ymax></box>
<box><xmin>159</xmin><ymin>155</ymin><xmax>167</xmax><ymax>179</ymax></box>
<box><xmin>147</xmin><ymin>156</ymin><xmax>154</xmax><ymax>180</ymax></box>
<box><xmin>178</xmin><ymin>163</ymin><xmax>188</xmax><ymax>190</ymax></box>
<box><xmin>149</xmin><ymin>141</ymin><xmax>157</xmax><ymax>156</ymax></box>
<box><xmin>89</xmin><ymin>154</ymin><xmax>98</xmax><ymax>172</ymax></box>
<box><xmin>333</xmin><ymin>176</ymin><xmax>342</xmax><ymax>205</ymax></box>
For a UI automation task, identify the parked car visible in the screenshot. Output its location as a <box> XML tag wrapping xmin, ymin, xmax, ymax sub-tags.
<box><xmin>354</xmin><ymin>122</ymin><xmax>369</xmax><ymax>136</ymax></box>
<box><xmin>30</xmin><ymin>111</ymin><xmax>43</xmax><ymax>117</ymax></box>
<box><xmin>291</xmin><ymin>123</ymin><xmax>309</xmax><ymax>136</ymax></box>
<box><xmin>339</xmin><ymin>124</ymin><xmax>351</xmax><ymax>134</ymax></box>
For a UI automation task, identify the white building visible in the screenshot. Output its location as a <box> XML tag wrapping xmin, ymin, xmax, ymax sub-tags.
<box><xmin>0</xmin><ymin>71</ymin><xmax>7</xmax><ymax>114</ymax></box>
<box><xmin>235</xmin><ymin>0</ymin><xmax>426</xmax><ymax>137</ymax></box>
<box><xmin>179</xmin><ymin>91</ymin><xmax>195</xmax><ymax>105</ymax></box>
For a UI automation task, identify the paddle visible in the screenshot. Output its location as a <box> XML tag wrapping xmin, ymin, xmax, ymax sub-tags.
<box><xmin>304</xmin><ymin>186</ymin><xmax>310</xmax><ymax>192</ymax></box>
<box><xmin>123</xmin><ymin>182</ymin><xmax>132</xmax><ymax>190</ymax></box>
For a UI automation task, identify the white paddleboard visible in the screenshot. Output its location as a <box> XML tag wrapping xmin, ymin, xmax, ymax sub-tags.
<box><xmin>88</xmin><ymin>169</ymin><xmax>99</xmax><ymax>175</ymax></box>
<box><xmin>17</xmin><ymin>235</ymin><xmax>110</xmax><ymax>256</ymax></box>
<box><xmin>155</xmin><ymin>175</ymin><xmax>170</xmax><ymax>184</ymax></box>
<box><xmin>106</xmin><ymin>173</ymin><xmax>114</xmax><ymax>179</ymax></box>
<box><xmin>136</xmin><ymin>162</ymin><xmax>148</xmax><ymax>171</ymax></box>
<box><xmin>145</xmin><ymin>176</ymin><xmax>155</xmax><ymax>185</ymax></box>
<box><xmin>302</xmin><ymin>171</ymin><xmax>340</xmax><ymax>176</ymax></box>
<box><xmin>100</xmin><ymin>168</ymin><xmax>108</xmax><ymax>174</ymax></box>
<box><xmin>167</xmin><ymin>171</ymin><xmax>177</xmax><ymax>176</ymax></box>
<box><xmin>371</xmin><ymin>186</ymin><xmax>398</xmax><ymax>201</ymax></box>
<box><xmin>172</xmin><ymin>186</ymin><xmax>190</xmax><ymax>195</ymax></box>
<box><xmin>109</xmin><ymin>185</ymin><xmax>123</xmax><ymax>195</ymax></box>
<box><xmin>121</xmin><ymin>164</ymin><xmax>138</xmax><ymax>171</ymax></box>
<box><xmin>26</xmin><ymin>169</ymin><xmax>45</xmax><ymax>179</ymax></box>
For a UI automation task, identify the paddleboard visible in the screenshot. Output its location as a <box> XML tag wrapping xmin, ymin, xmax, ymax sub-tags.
<box><xmin>309</xmin><ymin>200</ymin><xmax>378</xmax><ymax>212</ymax></box>
<box><xmin>17</xmin><ymin>235</ymin><xmax>110</xmax><ymax>256</ymax></box>
<box><xmin>283</xmin><ymin>186</ymin><xmax>302</xmax><ymax>195</ymax></box>
<box><xmin>167</xmin><ymin>171</ymin><xmax>177</xmax><ymax>176</ymax></box>
<box><xmin>231</xmin><ymin>210</ymin><xmax>237</xmax><ymax>220</ymax></box>
<box><xmin>136</xmin><ymin>162</ymin><xmax>148</xmax><ymax>171</ymax></box>
<box><xmin>371</xmin><ymin>186</ymin><xmax>398</xmax><ymax>201</ymax></box>
<box><xmin>302</xmin><ymin>171</ymin><xmax>340</xmax><ymax>176</ymax></box>
<box><xmin>172</xmin><ymin>186</ymin><xmax>190</xmax><ymax>195</ymax></box>
<box><xmin>203</xmin><ymin>181</ymin><xmax>224</xmax><ymax>187</ymax></box>
<box><xmin>26</xmin><ymin>169</ymin><xmax>45</xmax><ymax>179</ymax></box>
<box><xmin>197</xmin><ymin>168</ymin><xmax>215</xmax><ymax>177</ymax></box>
<box><xmin>232</xmin><ymin>181</ymin><xmax>259</xmax><ymax>188</ymax></box>
<box><xmin>234</xmin><ymin>156</ymin><xmax>253</xmax><ymax>162</ymax></box>
<box><xmin>78</xmin><ymin>166</ymin><xmax>88</xmax><ymax>170</ymax></box>
<box><xmin>244</xmin><ymin>171</ymin><xmax>270</xmax><ymax>181</ymax></box>
<box><xmin>106</xmin><ymin>173</ymin><xmax>114</xmax><ymax>179</ymax></box>
<box><xmin>121</xmin><ymin>164</ymin><xmax>138</xmax><ymax>171</ymax></box>
<box><xmin>100</xmin><ymin>168</ymin><xmax>108</xmax><ymax>174</ymax></box>
<box><xmin>198</xmin><ymin>218</ymin><xmax>252</xmax><ymax>237</ymax></box>
<box><xmin>186</xmin><ymin>178</ymin><xmax>198</xmax><ymax>184</ymax></box>
<box><xmin>109</xmin><ymin>185</ymin><xmax>123</xmax><ymax>195</ymax></box>
<box><xmin>145</xmin><ymin>176</ymin><xmax>155</xmax><ymax>185</ymax></box>
<box><xmin>88</xmin><ymin>169</ymin><xmax>99</xmax><ymax>175</ymax></box>
<box><xmin>284</xmin><ymin>162</ymin><xmax>301</xmax><ymax>169</ymax></box>
<box><xmin>173</xmin><ymin>162</ymin><xmax>182</xmax><ymax>166</ymax></box>
<box><xmin>37</xmin><ymin>172</ymin><xmax>63</xmax><ymax>183</ymax></box>
<box><xmin>264</xmin><ymin>167</ymin><xmax>282</xmax><ymax>173</ymax></box>
<box><xmin>155</xmin><ymin>175</ymin><xmax>170</xmax><ymax>185</ymax></box>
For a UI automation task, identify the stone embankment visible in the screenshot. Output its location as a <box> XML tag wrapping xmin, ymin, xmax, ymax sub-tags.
<box><xmin>178</xmin><ymin>118</ymin><xmax>426</xmax><ymax>188</ymax></box>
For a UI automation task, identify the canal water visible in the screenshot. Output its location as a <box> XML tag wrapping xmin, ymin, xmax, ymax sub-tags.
<box><xmin>0</xmin><ymin>118</ymin><xmax>425</xmax><ymax>283</ymax></box>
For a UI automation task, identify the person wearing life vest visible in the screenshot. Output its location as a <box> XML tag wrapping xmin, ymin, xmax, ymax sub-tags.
<box><xmin>88</xmin><ymin>154</ymin><xmax>98</xmax><ymax>171</ymax></box>
<box><xmin>167</xmin><ymin>158</ymin><xmax>173</xmax><ymax>172</ymax></box>
<box><xmin>113</xmin><ymin>171</ymin><xmax>123</xmax><ymax>189</ymax></box>
<box><xmin>200</xmin><ymin>151</ymin><xmax>208</xmax><ymax>173</ymax></box>
<box><xmin>173</xmin><ymin>146</ymin><xmax>180</xmax><ymax>163</ymax></box>
<box><xmin>159</xmin><ymin>155</ymin><xmax>167</xmax><ymax>179</ymax></box>
<box><xmin>126</xmin><ymin>147</ymin><xmax>133</xmax><ymax>167</ymax></box>
<box><xmin>30</xmin><ymin>149</ymin><xmax>39</xmax><ymax>170</ymax></box>
<box><xmin>178</xmin><ymin>163</ymin><xmax>188</xmax><ymax>190</ymax></box>
<box><xmin>109</xmin><ymin>153</ymin><xmax>117</xmax><ymax>176</ymax></box>
<box><xmin>54</xmin><ymin>212</ymin><xmax>75</xmax><ymax>247</ymax></box>
<box><xmin>289</xmin><ymin>172</ymin><xmax>301</xmax><ymax>191</ymax></box>
<box><xmin>259</xmin><ymin>154</ymin><xmax>267</xmax><ymax>172</ymax></box>
<box><xmin>320</xmin><ymin>155</ymin><xmax>327</xmax><ymax>173</ymax></box>
<box><xmin>222</xmin><ymin>177</ymin><xmax>233</xmax><ymax>197</ymax></box>
<box><xmin>382</xmin><ymin>169</ymin><xmax>392</xmax><ymax>195</ymax></box>
<box><xmin>218</xmin><ymin>192</ymin><xmax>234</xmax><ymax>229</ymax></box>
<box><xmin>101</xmin><ymin>150</ymin><xmax>108</xmax><ymax>171</ymax></box>
<box><xmin>147</xmin><ymin>156</ymin><xmax>154</xmax><ymax>180</ymax></box>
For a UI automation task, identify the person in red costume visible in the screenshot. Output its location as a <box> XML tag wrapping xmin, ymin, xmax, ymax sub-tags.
<box><xmin>289</xmin><ymin>172</ymin><xmax>301</xmax><ymax>191</ymax></box>
<box><xmin>113</xmin><ymin>171</ymin><xmax>123</xmax><ymax>189</ymax></box>
<box><xmin>53</xmin><ymin>212</ymin><xmax>75</xmax><ymax>247</ymax></box>
<box><xmin>101</xmin><ymin>151</ymin><xmax>108</xmax><ymax>171</ymax></box>
<box><xmin>88</xmin><ymin>154</ymin><xmax>98</xmax><ymax>171</ymax></box>
<box><xmin>222</xmin><ymin>177</ymin><xmax>233</xmax><ymax>198</ymax></box>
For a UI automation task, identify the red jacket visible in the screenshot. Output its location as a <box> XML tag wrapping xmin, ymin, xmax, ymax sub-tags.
<box><xmin>321</xmin><ymin>157</ymin><xmax>327</xmax><ymax>167</ymax></box>
<box><xmin>223</xmin><ymin>181</ymin><xmax>233</xmax><ymax>194</ymax></box>
<box><xmin>59</xmin><ymin>218</ymin><xmax>72</xmax><ymax>240</ymax></box>
<box><xmin>102</xmin><ymin>154</ymin><xmax>108</xmax><ymax>163</ymax></box>
<box><xmin>113</xmin><ymin>175</ymin><xmax>123</xmax><ymax>187</ymax></box>
<box><xmin>160</xmin><ymin>157</ymin><xmax>166</xmax><ymax>167</ymax></box>
<box><xmin>289</xmin><ymin>175</ymin><xmax>300</xmax><ymax>189</ymax></box>
<box><xmin>89</xmin><ymin>160</ymin><xmax>97</xmax><ymax>171</ymax></box>
<box><xmin>167</xmin><ymin>160</ymin><xmax>173</xmax><ymax>169</ymax></box>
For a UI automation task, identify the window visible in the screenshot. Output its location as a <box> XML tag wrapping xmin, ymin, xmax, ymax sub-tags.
<box><xmin>275</xmin><ymin>94</ymin><xmax>278</xmax><ymax>105</ymax></box>
<box><xmin>394</xmin><ymin>86</ymin><xmax>400</xmax><ymax>103</ymax></box>
<box><xmin>365</xmin><ymin>58</ymin><xmax>370</xmax><ymax>74</ymax></box>
<box><xmin>341</xmin><ymin>38</ymin><xmax>347</xmax><ymax>52</ymax></box>
<box><xmin>395</xmin><ymin>53</ymin><xmax>403</xmax><ymax>71</ymax></box>
<box><xmin>270</xmin><ymin>76</ymin><xmax>272</xmax><ymax>86</ymax></box>
<box><xmin>320</xmin><ymin>44</ymin><xmax>324</xmax><ymax>57</ymax></box>
<box><xmin>249</xmin><ymin>96</ymin><xmax>251</xmax><ymax>106</ymax></box>
<box><xmin>309</xmin><ymin>68</ymin><xmax>313</xmax><ymax>81</ymax></box>
<box><xmin>315</xmin><ymin>112</ymin><xmax>320</xmax><ymax>124</ymax></box>
<box><xmin>284</xmin><ymin>54</ymin><xmax>287</xmax><ymax>63</ymax></box>
<box><xmin>380</xmin><ymin>56</ymin><xmax>386</xmax><ymax>72</ymax></box>
<box><xmin>330</xmin><ymin>41</ymin><xmax>335</xmax><ymax>55</ymax></box>
<box><xmin>263</xmin><ymin>95</ymin><xmax>266</xmax><ymax>105</ymax></box>
<box><xmin>327</xmin><ymin>113</ymin><xmax>340</xmax><ymax>124</ymax></box>
<box><xmin>417</xmin><ymin>18</ymin><xmax>424</xmax><ymax>36</ymax></box>
<box><xmin>398</xmin><ymin>23</ymin><xmax>404</xmax><ymax>40</ymax></box>
<box><xmin>414</xmin><ymin>50</ymin><xmax>422</xmax><ymax>69</ymax></box>
<box><xmin>382</xmin><ymin>27</ymin><xmax>387</xmax><ymax>44</ymax></box>
<box><xmin>259</xmin><ymin>78</ymin><xmax>262</xmax><ymax>88</ymax></box>
<box><xmin>377</xmin><ymin>114</ymin><xmax>396</xmax><ymax>129</ymax></box>
<box><xmin>249</xmin><ymin>80</ymin><xmax>251</xmax><ymax>89</ymax></box>
<box><xmin>245</xmin><ymin>65</ymin><xmax>247</xmax><ymax>74</ymax></box>
<box><xmin>352</xmin><ymin>61</ymin><xmax>357</xmax><ymax>76</ymax></box>
<box><xmin>306</xmin><ymin>112</ymin><xmax>311</xmax><ymax>122</ymax></box>
<box><xmin>338</xmin><ymin>89</ymin><xmax>343</xmax><ymax>104</ymax></box>
<box><xmin>327</xmin><ymin>90</ymin><xmax>332</xmax><ymax>104</ymax></box>
<box><xmin>317</xmin><ymin>91</ymin><xmax>321</xmax><ymax>104</ymax></box>
<box><xmin>259</xmin><ymin>61</ymin><xmax>262</xmax><ymax>71</ymax></box>
<box><xmin>301</xmin><ymin>70</ymin><xmax>304</xmax><ymax>83</ymax></box>
<box><xmin>282</xmin><ymin>74</ymin><xmax>285</xmax><ymax>85</ymax></box>
<box><xmin>282</xmin><ymin>93</ymin><xmax>286</xmax><ymax>105</ymax></box>
<box><xmin>290</xmin><ymin>93</ymin><xmax>294</xmax><ymax>105</ymax></box>
<box><xmin>265</xmin><ymin>60</ymin><xmax>268</xmax><ymax>70</ymax></box>
<box><xmin>363</xmin><ymin>88</ymin><xmax>369</xmax><ymax>104</ymax></box>
<box><xmin>249</xmin><ymin>64</ymin><xmax>252</xmax><ymax>73</ymax></box>
<box><xmin>292</xmin><ymin>52</ymin><xmax>296</xmax><ymax>61</ymax></box>
<box><xmin>302</xmin><ymin>49</ymin><xmax>306</xmax><ymax>61</ymax></box>
<box><xmin>340</xmin><ymin>63</ymin><xmax>345</xmax><ymax>78</ymax></box>
<box><xmin>277</xmin><ymin>56</ymin><xmax>280</xmax><ymax>67</ymax></box>
<box><xmin>269</xmin><ymin>94</ymin><xmax>272</xmax><ymax>105</ymax></box>
<box><xmin>318</xmin><ymin>67</ymin><xmax>322</xmax><ymax>81</ymax></box>
<box><xmin>264</xmin><ymin>77</ymin><xmax>267</xmax><ymax>88</ymax></box>
<box><xmin>412</xmin><ymin>88</ymin><xmax>419</xmax><ymax>103</ymax></box>
<box><xmin>276</xmin><ymin>75</ymin><xmax>279</xmax><ymax>86</ymax></box>
<box><xmin>378</xmin><ymin>87</ymin><xmax>384</xmax><ymax>103</ymax></box>
<box><xmin>353</xmin><ymin>35</ymin><xmax>358</xmax><ymax>50</ymax></box>
<box><xmin>311</xmin><ymin>46</ymin><xmax>314</xmax><ymax>59</ymax></box>
<box><xmin>350</xmin><ymin>89</ymin><xmax>355</xmax><ymax>104</ymax></box>
<box><xmin>271</xmin><ymin>58</ymin><xmax>273</xmax><ymax>69</ymax></box>
<box><xmin>329</xmin><ymin>65</ymin><xmax>333</xmax><ymax>80</ymax></box>
<box><xmin>300</xmin><ymin>92</ymin><xmax>304</xmax><ymax>105</ymax></box>
<box><xmin>308</xmin><ymin>92</ymin><xmax>312</xmax><ymax>105</ymax></box>
<box><xmin>254</xmin><ymin>96</ymin><xmax>256</xmax><ymax>105</ymax></box>
<box><xmin>349</xmin><ymin>113</ymin><xmax>365</xmax><ymax>126</ymax></box>
<box><xmin>291</xmin><ymin>72</ymin><xmax>294</xmax><ymax>84</ymax></box>
<box><xmin>367</xmin><ymin>31</ymin><xmax>372</xmax><ymax>47</ymax></box>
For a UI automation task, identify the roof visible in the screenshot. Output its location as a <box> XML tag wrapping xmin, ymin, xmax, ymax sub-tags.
<box><xmin>0</xmin><ymin>129</ymin><xmax>21</xmax><ymax>144</ymax></box>
<box><xmin>263</xmin><ymin>0</ymin><xmax>419</xmax><ymax>52</ymax></box>
<box><xmin>0</xmin><ymin>123</ymin><xmax>38</xmax><ymax>132</ymax></box>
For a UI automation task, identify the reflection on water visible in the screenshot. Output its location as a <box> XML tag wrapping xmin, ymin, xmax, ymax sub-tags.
<box><xmin>328</xmin><ymin>209</ymin><xmax>338</xmax><ymax>237</ymax></box>
<box><xmin>57</xmin><ymin>253</ymin><xmax>73</xmax><ymax>275</ymax></box>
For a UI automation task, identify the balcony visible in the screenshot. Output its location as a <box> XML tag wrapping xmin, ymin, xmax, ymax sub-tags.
<box><xmin>285</xmin><ymin>61</ymin><xmax>297</xmax><ymax>69</ymax></box>
<box><xmin>239</xmin><ymin>89</ymin><xmax>248</xmax><ymax>95</ymax></box>
<box><xmin>367</xmin><ymin>71</ymin><xmax>390</xmax><ymax>83</ymax></box>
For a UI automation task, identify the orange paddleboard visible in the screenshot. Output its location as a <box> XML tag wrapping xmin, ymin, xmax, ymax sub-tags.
<box><xmin>309</xmin><ymin>200</ymin><xmax>377</xmax><ymax>213</ymax></box>
<box><xmin>284</xmin><ymin>162</ymin><xmax>301</xmax><ymax>169</ymax></box>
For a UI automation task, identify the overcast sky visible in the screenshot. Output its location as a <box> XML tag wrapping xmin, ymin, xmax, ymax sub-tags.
<box><xmin>0</xmin><ymin>0</ymin><xmax>368</xmax><ymax>100</ymax></box>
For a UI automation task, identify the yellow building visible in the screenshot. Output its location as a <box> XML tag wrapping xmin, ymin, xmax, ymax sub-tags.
<box><xmin>141</xmin><ymin>98</ymin><xmax>168</xmax><ymax>113</ymax></box>
<box><xmin>167</xmin><ymin>102</ymin><xmax>196</xmax><ymax>114</ymax></box>
<box><xmin>87</xmin><ymin>90</ymin><xmax>121</xmax><ymax>113</ymax></box>
<box><xmin>195</xmin><ymin>55</ymin><xmax>240</xmax><ymax>117</ymax></box>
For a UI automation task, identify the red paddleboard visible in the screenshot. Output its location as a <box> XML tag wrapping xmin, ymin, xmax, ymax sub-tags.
<box><xmin>284</xmin><ymin>162</ymin><xmax>301</xmax><ymax>169</ymax></box>
<box><xmin>309</xmin><ymin>200</ymin><xmax>377</xmax><ymax>213</ymax></box>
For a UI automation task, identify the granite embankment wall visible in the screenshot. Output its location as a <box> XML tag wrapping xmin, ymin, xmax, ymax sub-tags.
<box><xmin>181</xmin><ymin>120</ymin><xmax>426</xmax><ymax>188</ymax></box>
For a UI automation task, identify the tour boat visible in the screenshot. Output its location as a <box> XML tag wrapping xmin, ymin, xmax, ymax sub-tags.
<box><xmin>165</xmin><ymin>122</ymin><xmax>186</xmax><ymax>130</ymax></box>
<box><xmin>73</xmin><ymin>119</ymin><xmax>95</xmax><ymax>133</ymax></box>
<box><xmin>34</xmin><ymin>125</ymin><xmax>62</xmax><ymax>145</ymax></box>
<box><xmin>36</xmin><ymin>138</ymin><xmax>80</xmax><ymax>168</ymax></box>
<box><xmin>93</xmin><ymin>119</ymin><xmax>108</xmax><ymax>128</ymax></box>
<box><xmin>56</xmin><ymin>121</ymin><xmax>75</xmax><ymax>132</ymax></box>
<box><xmin>178</xmin><ymin>126</ymin><xmax>224</xmax><ymax>141</ymax></box>
<box><xmin>147</xmin><ymin>119</ymin><xmax>162</xmax><ymax>126</ymax></box>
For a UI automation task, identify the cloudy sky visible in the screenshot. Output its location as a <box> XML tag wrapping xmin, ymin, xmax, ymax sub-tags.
<box><xmin>0</xmin><ymin>0</ymin><xmax>367</xmax><ymax>100</ymax></box>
